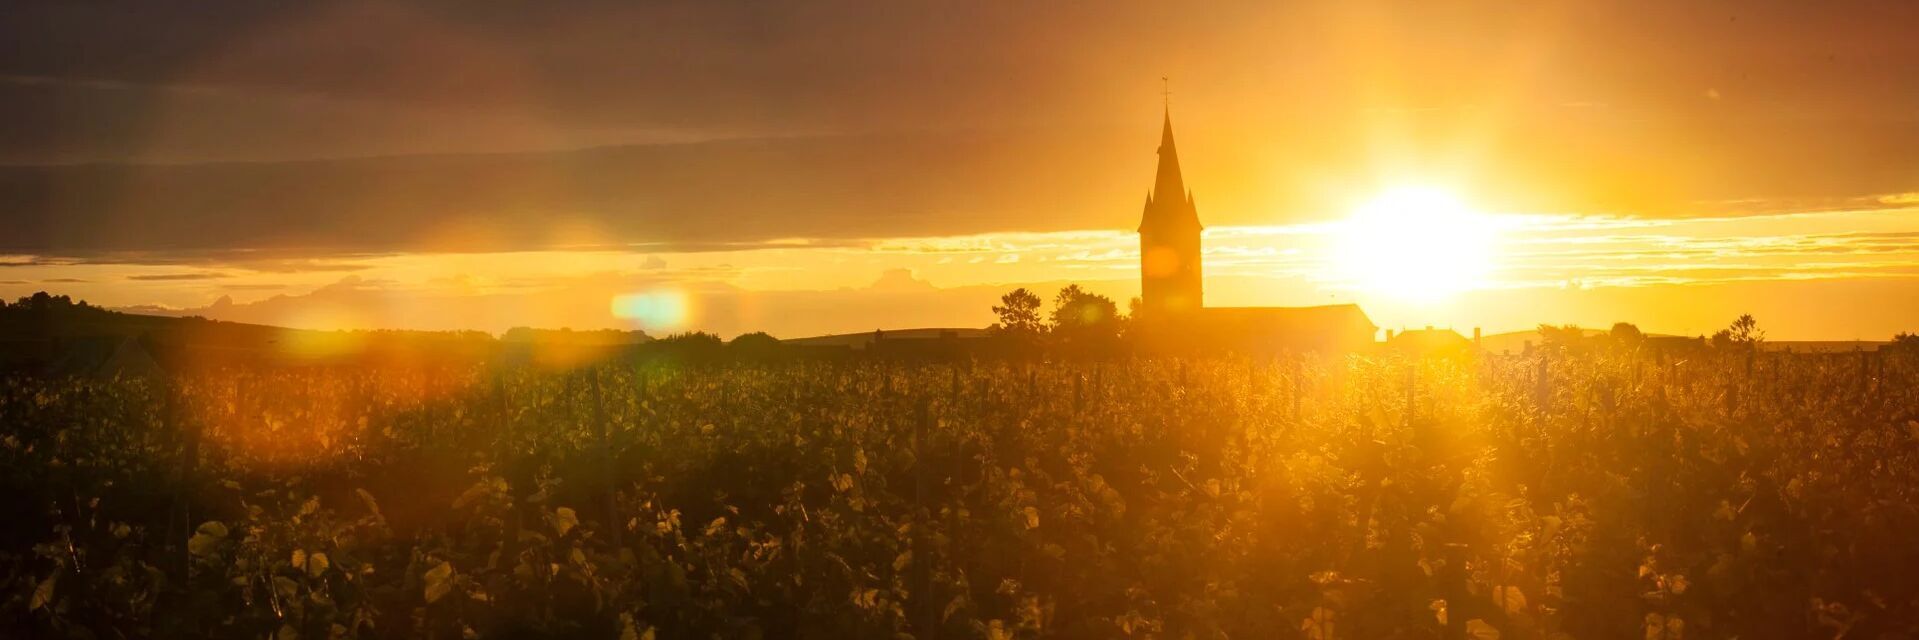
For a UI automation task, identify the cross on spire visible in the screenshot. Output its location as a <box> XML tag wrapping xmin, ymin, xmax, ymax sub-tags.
<box><xmin>1161</xmin><ymin>76</ymin><xmax>1171</xmax><ymax>109</ymax></box>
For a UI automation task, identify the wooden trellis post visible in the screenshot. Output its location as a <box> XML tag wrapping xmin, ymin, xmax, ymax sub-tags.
<box><xmin>1535</xmin><ymin>354</ymin><xmax>1551</xmax><ymax>415</ymax></box>
<box><xmin>911</xmin><ymin>398</ymin><xmax>937</xmax><ymax>639</ymax></box>
<box><xmin>1405</xmin><ymin>362</ymin><xmax>1417</xmax><ymax>429</ymax></box>
<box><xmin>167</xmin><ymin>378</ymin><xmax>199</xmax><ymax>583</ymax></box>
<box><xmin>1292</xmin><ymin>357</ymin><xmax>1303</xmax><ymax>421</ymax></box>
<box><xmin>591</xmin><ymin>369</ymin><xmax>620</xmax><ymax>547</ymax></box>
<box><xmin>1074</xmin><ymin>373</ymin><xmax>1084</xmax><ymax>412</ymax></box>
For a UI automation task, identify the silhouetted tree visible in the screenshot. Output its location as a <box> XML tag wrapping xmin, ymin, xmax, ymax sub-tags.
<box><xmin>652</xmin><ymin>331</ymin><xmax>725</xmax><ymax>362</ymax></box>
<box><xmin>1711</xmin><ymin>314</ymin><xmax>1764</xmax><ymax>351</ymax></box>
<box><xmin>1537</xmin><ymin>324</ymin><xmax>1586</xmax><ymax>352</ymax></box>
<box><xmin>1890</xmin><ymin>332</ymin><xmax>1919</xmax><ymax>354</ymax></box>
<box><xmin>7</xmin><ymin>291</ymin><xmax>77</xmax><ymax>311</ymax></box>
<box><xmin>23</xmin><ymin>292</ymin><xmax>53</xmax><ymax>309</ymax></box>
<box><xmin>1606</xmin><ymin>322</ymin><xmax>1645</xmax><ymax>352</ymax></box>
<box><xmin>990</xmin><ymin>288</ymin><xmax>1044</xmax><ymax>338</ymax></box>
<box><xmin>1050</xmin><ymin>285</ymin><xmax>1122</xmax><ymax>354</ymax></box>
<box><xmin>728</xmin><ymin>332</ymin><xmax>783</xmax><ymax>361</ymax></box>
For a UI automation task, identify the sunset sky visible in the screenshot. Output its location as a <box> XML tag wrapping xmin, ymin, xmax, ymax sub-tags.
<box><xmin>3</xmin><ymin>1</ymin><xmax>1917</xmax><ymax>339</ymax></box>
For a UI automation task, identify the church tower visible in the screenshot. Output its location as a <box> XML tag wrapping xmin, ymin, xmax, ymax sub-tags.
<box><xmin>1138</xmin><ymin>108</ymin><xmax>1204</xmax><ymax>316</ymax></box>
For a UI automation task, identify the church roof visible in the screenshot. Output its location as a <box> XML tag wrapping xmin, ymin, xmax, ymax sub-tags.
<box><xmin>1154</xmin><ymin>110</ymin><xmax>1186</xmax><ymax>203</ymax></box>
<box><xmin>1386</xmin><ymin>327</ymin><xmax>1474</xmax><ymax>353</ymax></box>
<box><xmin>1138</xmin><ymin>108</ymin><xmax>1202</xmax><ymax>234</ymax></box>
<box><xmin>1200</xmin><ymin>304</ymin><xmax>1378</xmax><ymax>332</ymax></box>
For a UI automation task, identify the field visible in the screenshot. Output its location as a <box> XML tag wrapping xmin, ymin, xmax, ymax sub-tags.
<box><xmin>1</xmin><ymin>348</ymin><xmax>1915</xmax><ymax>639</ymax></box>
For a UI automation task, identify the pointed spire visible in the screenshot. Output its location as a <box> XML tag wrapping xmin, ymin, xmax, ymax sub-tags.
<box><xmin>1153</xmin><ymin>106</ymin><xmax>1186</xmax><ymax>203</ymax></box>
<box><xmin>1139</xmin><ymin>83</ymin><xmax>1201</xmax><ymax>234</ymax></box>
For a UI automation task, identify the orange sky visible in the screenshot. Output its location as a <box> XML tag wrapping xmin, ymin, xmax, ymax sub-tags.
<box><xmin>2</xmin><ymin>1</ymin><xmax>1917</xmax><ymax>339</ymax></box>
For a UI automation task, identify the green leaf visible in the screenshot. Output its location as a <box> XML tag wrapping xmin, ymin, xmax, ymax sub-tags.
<box><xmin>197</xmin><ymin>520</ymin><xmax>229</xmax><ymax>538</ymax></box>
<box><xmin>188</xmin><ymin>521</ymin><xmax>229</xmax><ymax>557</ymax></box>
<box><xmin>553</xmin><ymin>507</ymin><xmax>579</xmax><ymax>537</ymax></box>
<box><xmin>452</xmin><ymin>479</ymin><xmax>498</xmax><ymax>510</ymax></box>
<box><xmin>273</xmin><ymin>576</ymin><xmax>300</xmax><ymax>600</ymax></box>
<box><xmin>619</xmin><ymin>613</ymin><xmax>657</xmax><ymax>640</ymax></box>
<box><xmin>1494</xmin><ymin>586</ymin><xmax>1526</xmax><ymax>615</ymax></box>
<box><xmin>424</xmin><ymin>561</ymin><xmax>454</xmax><ymax>603</ymax></box>
<box><xmin>1300</xmin><ymin>606</ymin><xmax>1335</xmax><ymax>640</ymax></box>
<box><xmin>308</xmin><ymin>552</ymin><xmax>330</xmax><ymax>577</ymax></box>
<box><xmin>29</xmin><ymin>572</ymin><xmax>57</xmax><ymax>611</ymax></box>
<box><xmin>1466</xmin><ymin>619</ymin><xmax>1502</xmax><ymax>640</ymax></box>
<box><xmin>356</xmin><ymin>488</ymin><xmax>386</xmax><ymax>524</ymax></box>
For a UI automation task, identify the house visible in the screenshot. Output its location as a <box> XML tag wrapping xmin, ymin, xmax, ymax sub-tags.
<box><xmin>1385</xmin><ymin>327</ymin><xmax>1475</xmax><ymax>356</ymax></box>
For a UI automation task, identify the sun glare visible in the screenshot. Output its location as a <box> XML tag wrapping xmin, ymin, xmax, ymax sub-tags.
<box><xmin>611</xmin><ymin>290</ymin><xmax>691</xmax><ymax>330</ymax></box>
<box><xmin>1334</xmin><ymin>186</ymin><xmax>1498</xmax><ymax>302</ymax></box>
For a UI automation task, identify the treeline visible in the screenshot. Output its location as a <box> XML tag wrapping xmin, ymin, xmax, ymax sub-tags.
<box><xmin>1536</xmin><ymin>314</ymin><xmax>1919</xmax><ymax>355</ymax></box>
<box><xmin>985</xmin><ymin>286</ymin><xmax>1130</xmax><ymax>355</ymax></box>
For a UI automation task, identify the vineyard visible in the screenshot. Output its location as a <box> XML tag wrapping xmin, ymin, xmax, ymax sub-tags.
<box><xmin>2</xmin><ymin>348</ymin><xmax>1916</xmax><ymax>639</ymax></box>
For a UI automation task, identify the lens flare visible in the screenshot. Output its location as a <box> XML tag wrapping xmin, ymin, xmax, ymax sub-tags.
<box><xmin>611</xmin><ymin>290</ymin><xmax>690</xmax><ymax>330</ymax></box>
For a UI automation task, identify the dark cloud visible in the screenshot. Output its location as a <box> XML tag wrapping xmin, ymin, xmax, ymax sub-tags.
<box><xmin>5</xmin><ymin>128</ymin><xmax>1916</xmax><ymax>257</ymax></box>
<box><xmin>0</xmin><ymin>249</ymin><xmax>384</xmax><ymax>273</ymax></box>
<box><xmin>1</xmin><ymin>0</ymin><xmax>1916</xmax><ymax>251</ymax></box>
<box><xmin>0</xmin><ymin>130</ymin><xmax>1155</xmax><ymax>253</ymax></box>
<box><xmin>127</xmin><ymin>272</ymin><xmax>228</xmax><ymax>281</ymax></box>
<box><xmin>4</xmin><ymin>1</ymin><xmax>1913</xmax><ymax>156</ymax></box>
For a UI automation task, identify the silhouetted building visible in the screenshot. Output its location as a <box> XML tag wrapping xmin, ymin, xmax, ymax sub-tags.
<box><xmin>1645</xmin><ymin>335</ymin><xmax>1709</xmax><ymax>354</ymax></box>
<box><xmin>1386</xmin><ymin>327</ymin><xmax>1474</xmax><ymax>356</ymax></box>
<box><xmin>1138</xmin><ymin>110</ymin><xmax>1205</xmax><ymax>315</ymax></box>
<box><xmin>1197</xmin><ymin>305</ymin><xmax>1379</xmax><ymax>353</ymax></box>
<box><xmin>1134</xmin><ymin>107</ymin><xmax>1377</xmax><ymax>353</ymax></box>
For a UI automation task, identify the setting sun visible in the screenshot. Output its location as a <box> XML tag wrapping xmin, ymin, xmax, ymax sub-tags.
<box><xmin>1334</xmin><ymin>186</ymin><xmax>1499</xmax><ymax>302</ymax></box>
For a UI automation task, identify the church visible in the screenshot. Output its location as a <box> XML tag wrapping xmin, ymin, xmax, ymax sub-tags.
<box><xmin>1133</xmin><ymin>108</ymin><xmax>1379</xmax><ymax>353</ymax></box>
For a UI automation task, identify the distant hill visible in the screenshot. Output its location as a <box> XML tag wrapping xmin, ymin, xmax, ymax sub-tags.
<box><xmin>784</xmin><ymin>328</ymin><xmax>990</xmax><ymax>349</ymax></box>
<box><xmin>1763</xmin><ymin>340</ymin><xmax>1887</xmax><ymax>353</ymax></box>
<box><xmin>1475</xmin><ymin>328</ymin><xmax>1608</xmax><ymax>355</ymax></box>
<box><xmin>1474</xmin><ymin>327</ymin><xmax>1889</xmax><ymax>354</ymax></box>
<box><xmin>1</xmin><ymin>292</ymin><xmax>496</xmax><ymax>371</ymax></box>
<box><xmin>1</xmin><ymin>292</ymin><xmax>1002</xmax><ymax>372</ymax></box>
<box><xmin>501</xmin><ymin>327</ymin><xmax>652</xmax><ymax>345</ymax></box>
